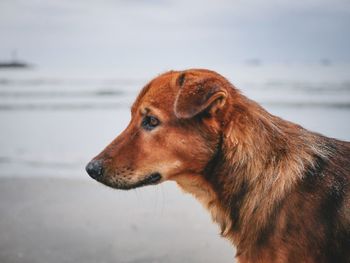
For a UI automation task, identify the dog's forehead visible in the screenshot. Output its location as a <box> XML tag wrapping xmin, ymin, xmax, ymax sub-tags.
<box><xmin>132</xmin><ymin>71</ymin><xmax>179</xmax><ymax>115</ymax></box>
<box><xmin>131</xmin><ymin>69</ymin><xmax>224</xmax><ymax>116</ymax></box>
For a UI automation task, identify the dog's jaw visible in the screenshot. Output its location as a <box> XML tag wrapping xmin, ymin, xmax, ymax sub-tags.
<box><xmin>97</xmin><ymin>172</ymin><xmax>162</xmax><ymax>190</ymax></box>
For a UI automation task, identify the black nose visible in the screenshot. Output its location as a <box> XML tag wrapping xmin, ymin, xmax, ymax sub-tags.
<box><xmin>85</xmin><ymin>160</ymin><xmax>104</xmax><ymax>180</ymax></box>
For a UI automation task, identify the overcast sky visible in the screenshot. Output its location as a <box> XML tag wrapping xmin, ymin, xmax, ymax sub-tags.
<box><xmin>0</xmin><ymin>0</ymin><xmax>349</xmax><ymax>70</ymax></box>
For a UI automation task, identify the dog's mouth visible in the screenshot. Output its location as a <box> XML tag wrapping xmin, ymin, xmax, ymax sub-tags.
<box><xmin>127</xmin><ymin>172</ymin><xmax>162</xmax><ymax>189</ymax></box>
<box><xmin>104</xmin><ymin>172</ymin><xmax>162</xmax><ymax>190</ymax></box>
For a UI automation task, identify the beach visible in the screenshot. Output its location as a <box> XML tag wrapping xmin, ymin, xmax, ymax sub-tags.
<box><xmin>0</xmin><ymin>64</ymin><xmax>350</xmax><ymax>263</ymax></box>
<box><xmin>0</xmin><ymin>177</ymin><xmax>234</xmax><ymax>263</ymax></box>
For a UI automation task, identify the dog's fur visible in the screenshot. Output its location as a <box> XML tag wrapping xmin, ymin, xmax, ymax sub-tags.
<box><xmin>87</xmin><ymin>69</ymin><xmax>350</xmax><ymax>263</ymax></box>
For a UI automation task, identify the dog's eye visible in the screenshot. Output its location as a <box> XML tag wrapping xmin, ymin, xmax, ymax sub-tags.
<box><xmin>141</xmin><ymin>116</ymin><xmax>160</xmax><ymax>131</ymax></box>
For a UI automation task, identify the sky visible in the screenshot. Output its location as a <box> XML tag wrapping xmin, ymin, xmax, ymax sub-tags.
<box><xmin>0</xmin><ymin>0</ymin><xmax>350</xmax><ymax>70</ymax></box>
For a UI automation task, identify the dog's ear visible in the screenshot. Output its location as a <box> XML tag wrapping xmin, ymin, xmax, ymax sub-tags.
<box><xmin>174</xmin><ymin>73</ymin><xmax>227</xmax><ymax>119</ymax></box>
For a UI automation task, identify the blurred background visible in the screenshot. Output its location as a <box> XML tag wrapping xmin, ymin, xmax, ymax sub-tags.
<box><xmin>0</xmin><ymin>1</ymin><xmax>349</xmax><ymax>262</ymax></box>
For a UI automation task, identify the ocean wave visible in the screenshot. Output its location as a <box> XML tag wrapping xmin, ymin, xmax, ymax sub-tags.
<box><xmin>260</xmin><ymin>82</ymin><xmax>350</xmax><ymax>93</ymax></box>
<box><xmin>0</xmin><ymin>77</ymin><xmax>144</xmax><ymax>87</ymax></box>
<box><xmin>261</xmin><ymin>101</ymin><xmax>350</xmax><ymax>109</ymax></box>
<box><xmin>0</xmin><ymin>101</ymin><xmax>349</xmax><ymax>111</ymax></box>
<box><xmin>0</xmin><ymin>89</ymin><xmax>124</xmax><ymax>98</ymax></box>
<box><xmin>0</xmin><ymin>102</ymin><xmax>129</xmax><ymax>111</ymax></box>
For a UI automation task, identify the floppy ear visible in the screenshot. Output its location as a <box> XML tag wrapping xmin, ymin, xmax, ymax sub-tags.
<box><xmin>174</xmin><ymin>73</ymin><xmax>227</xmax><ymax>119</ymax></box>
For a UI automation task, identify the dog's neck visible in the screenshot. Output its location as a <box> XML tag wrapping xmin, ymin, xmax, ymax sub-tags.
<box><xmin>177</xmin><ymin>94</ymin><xmax>329</xmax><ymax>258</ymax></box>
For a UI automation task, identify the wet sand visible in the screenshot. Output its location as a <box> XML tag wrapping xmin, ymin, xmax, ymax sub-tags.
<box><xmin>0</xmin><ymin>177</ymin><xmax>234</xmax><ymax>263</ymax></box>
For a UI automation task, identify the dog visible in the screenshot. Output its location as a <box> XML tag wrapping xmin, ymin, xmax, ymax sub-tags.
<box><xmin>86</xmin><ymin>69</ymin><xmax>350</xmax><ymax>263</ymax></box>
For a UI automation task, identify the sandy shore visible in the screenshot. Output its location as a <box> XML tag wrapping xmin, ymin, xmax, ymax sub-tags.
<box><xmin>0</xmin><ymin>177</ymin><xmax>234</xmax><ymax>263</ymax></box>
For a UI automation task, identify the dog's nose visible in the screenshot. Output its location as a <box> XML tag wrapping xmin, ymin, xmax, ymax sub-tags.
<box><xmin>85</xmin><ymin>160</ymin><xmax>104</xmax><ymax>180</ymax></box>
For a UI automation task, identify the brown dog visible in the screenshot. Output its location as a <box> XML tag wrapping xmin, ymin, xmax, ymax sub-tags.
<box><xmin>86</xmin><ymin>69</ymin><xmax>350</xmax><ymax>263</ymax></box>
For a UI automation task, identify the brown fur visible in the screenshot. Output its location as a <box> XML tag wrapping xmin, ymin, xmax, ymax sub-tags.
<box><xmin>87</xmin><ymin>69</ymin><xmax>350</xmax><ymax>263</ymax></box>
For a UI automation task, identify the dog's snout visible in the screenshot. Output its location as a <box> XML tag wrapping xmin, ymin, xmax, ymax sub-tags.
<box><xmin>85</xmin><ymin>160</ymin><xmax>104</xmax><ymax>180</ymax></box>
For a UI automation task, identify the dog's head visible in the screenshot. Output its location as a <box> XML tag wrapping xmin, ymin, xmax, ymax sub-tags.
<box><xmin>86</xmin><ymin>69</ymin><xmax>236</xmax><ymax>189</ymax></box>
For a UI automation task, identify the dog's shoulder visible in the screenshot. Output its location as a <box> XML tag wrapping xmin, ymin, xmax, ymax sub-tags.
<box><xmin>299</xmin><ymin>135</ymin><xmax>350</xmax><ymax>262</ymax></box>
